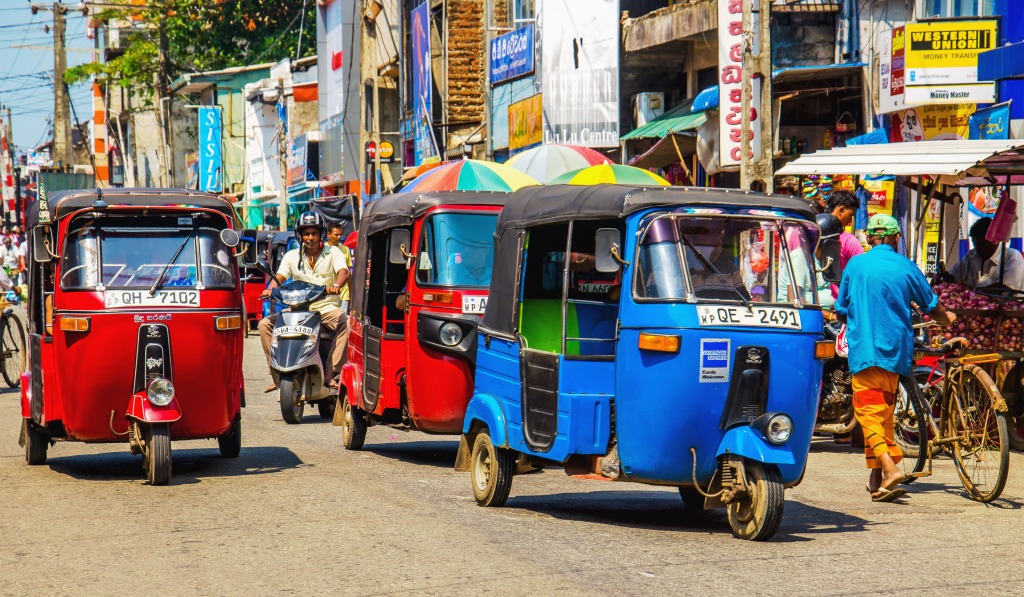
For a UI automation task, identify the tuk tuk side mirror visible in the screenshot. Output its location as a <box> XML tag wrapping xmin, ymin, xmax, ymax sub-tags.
<box><xmin>238</xmin><ymin>229</ymin><xmax>259</xmax><ymax>266</ymax></box>
<box><xmin>254</xmin><ymin>258</ymin><xmax>275</xmax><ymax>278</ymax></box>
<box><xmin>595</xmin><ymin>228</ymin><xmax>622</xmax><ymax>273</ymax></box>
<box><xmin>31</xmin><ymin>227</ymin><xmax>52</xmax><ymax>263</ymax></box>
<box><xmin>220</xmin><ymin>228</ymin><xmax>240</xmax><ymax>248</ymax></box>
<box><xmin>389</xmin><ymin>229</ymin><xmax>412</xmax><ymax>265</ymax></box>
<box><xmin>819</xmin><ymin>238</ymin><xmax>843</xmax><ymax>284</ymax></box>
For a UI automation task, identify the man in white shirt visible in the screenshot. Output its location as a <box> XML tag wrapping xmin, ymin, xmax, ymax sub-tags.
<box><xmin>0</xmin><ymin>236</ymin><xmax>19</xmax><ymax>286</ymax></box>
<box><xmin>947</xmin><ymin>217</ymin><xmax>1024</xmax><ymax>291</ymax></box>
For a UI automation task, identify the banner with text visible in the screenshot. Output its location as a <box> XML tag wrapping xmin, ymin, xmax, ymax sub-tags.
<box><xmin>717</xmin><ymin>0</ymin><xmax>761</xmax><ymax>170</ymax></box>
<box><xmin>490</xmin><ymin>24</ymin><xmax>534</xmax><ymax>85</ymax></box>
<box><xmin>412</xmin><ymin>1</ymin><xmax>434</xmax><ymax>165</ymax></box>
<box><xmin>905</xmin><ymin>20</ymin><xmax>997</xmax><ymax>85</ymax></box>
<box><xmin>509</xmin><ymin>93</ymin><xmax>543</xmax><ymax>153</ymax></box>
<box><xmin>197</xmin><ymin>107</ymin><xmax>222</xmax><ymax>192</ymax></box>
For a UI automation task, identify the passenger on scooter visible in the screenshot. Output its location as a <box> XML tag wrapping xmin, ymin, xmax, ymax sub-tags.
<box><xmin>258</xmin><ymin>211</ymin><xmax>351</xmax><ymax>393</ymax></box>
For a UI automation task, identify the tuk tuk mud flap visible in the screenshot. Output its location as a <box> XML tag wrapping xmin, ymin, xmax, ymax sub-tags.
<box><xmin>133</xmin><ymin>324</ymin><xmax>173</xmax><ymax>393</ymax></box>
<box><xmin>720</xmin><ymin>346</ymin><xmax>770</xmax><ymax>431</ymax></box>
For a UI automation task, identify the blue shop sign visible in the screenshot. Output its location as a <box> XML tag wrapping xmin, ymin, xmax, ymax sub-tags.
<box><xmin>490</xmin><ymin>24</ymin><xmax>534</xmax><ymax>85</ymax></box>
<box><xmin>969</xmin><ymin>102</ymin><xmax>1011</xmax><ymax>140</ymax></box>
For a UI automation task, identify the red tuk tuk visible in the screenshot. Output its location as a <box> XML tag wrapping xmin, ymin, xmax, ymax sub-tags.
<box><xmin>19</xmin><ymin>189</ymin><xmax>247</xmax><ymax>485</ymax></box>
<box><xmin>340</xmin><ymin>191</ymin><xmax>508</xmax><ymax>448</ymax></box>
<box><xmin>241</xmin><ymin>230</ymin><xmax>274</xmax><ymax>330</ymax></box>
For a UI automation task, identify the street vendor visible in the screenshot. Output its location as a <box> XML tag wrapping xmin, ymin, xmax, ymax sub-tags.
<box><xmin>944</xmin><ymin>217</ymin><xmax>1024</xmax><ymax>291</ymax></box>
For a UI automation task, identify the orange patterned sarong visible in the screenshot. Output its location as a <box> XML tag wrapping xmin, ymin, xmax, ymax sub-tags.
<box><xmin>851</xmin><ymin>367</ymin><xmax>903</xmax><ymax>469</ymax></box>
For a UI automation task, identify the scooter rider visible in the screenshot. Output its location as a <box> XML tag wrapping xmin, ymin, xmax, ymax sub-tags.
<box><xmin>258</xmin><ymin>211</ymin><xmax>350</xmax><ymax>393</ymax></box>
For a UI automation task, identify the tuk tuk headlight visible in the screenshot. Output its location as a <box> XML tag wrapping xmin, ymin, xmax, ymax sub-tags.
<box><xmin>752</xmin><ymin>413</ymin><xmax>793</xmax><ymax>445</ymax></box>
<box><xmin>147</xmin><ymin>378</ymin><xmax>175</xmax><ymax>407</ymax></box>
<box><xmin>439</xmin><ymin>322</ymin><xmax>463</xmax><ymax>346</ymax></box>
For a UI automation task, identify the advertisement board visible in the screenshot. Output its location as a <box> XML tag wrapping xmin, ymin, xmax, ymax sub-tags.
<box><xmin>412</xmin><ymin>2</ymin><xmax>434</xmax><ymax>165</ymax></box>
<box><xmin>508</xmin><ymin>93</ymin><xmax>543</xmax><ymax>153</ymax></box>
<box><xmin>862</xmin><ymin>178</ymin><xmax>895</xmax><ymax>217</ymax></box>
<box><xmin>322</xmin><ymin>0</ymin><xmax>345</xmax><ymax>118</ymax></box>
<box><xmin>287</xmin><ymin>134</ymin><xmax>309</xmax><ymax>186</ymax></box>
<box><xmin>903</xmin><ymin>82</ymin><xmax>996</xmax><ymax>105</ymax></box>
<box><xmin>490</xmin><ymin>24</ymin><xmax>534</xmax><ymax>85</ymax></box>
<box><xmin>879</xmin><ymin>26</ymin><xmax>906</xmax><ymax>114</ymax></box>
<box><xmin>905</xmin><ymin>20</ymin><xmax>997</xmax><ymax>86</ymax></box>
<box><xmin>969</xmin><ymin>102</ymin><xmax>1011</xmax><ymax>140</ymax></box>
<box><xmin>197</xmin><ymin>106</ymin><xmax>222</xmax><ymax>192</ymax></box>
<box><xmin>717</xmin><ymin>0</ymin><xmax>761</xmax><ymax>169</ymax></box>
<box><xmin>539</xmin><ymin>0</ymin><xmax>619</xmax><ymax>148</ymax></box>
<box><xmin>890</xmin><ymin>103</ymin><xmax>974</xmax><ymax>142</ymax></box>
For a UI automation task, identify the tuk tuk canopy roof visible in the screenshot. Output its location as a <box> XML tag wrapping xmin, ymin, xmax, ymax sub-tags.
<box><xmin>350</xmin><ymin>191</ymin><xmax>511</xmax><ymax>315</ymax></box>
<box><xmin>480</xmin><ymin>184</ymin><xmax>819</xmax><ymax>338</ymax></box>
<box><xmin>26</xmin><ymin>188</ymin><xmax>237</xmax><ymax>228</ymax></box>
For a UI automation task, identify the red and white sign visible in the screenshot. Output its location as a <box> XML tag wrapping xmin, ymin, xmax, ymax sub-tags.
<box><xmin>717</xmin><ymin>0</ymin><xmax>761</xmax><ymax>170</ymax></box>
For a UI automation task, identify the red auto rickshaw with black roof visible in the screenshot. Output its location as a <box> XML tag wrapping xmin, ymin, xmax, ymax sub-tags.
<box><xmin>340</xmin><ymin>191</ymin><xmax>508</xmax><ymax>449</ymax></box>
<box><xmin>19</xmin><ymin>188</ymin><xmax>247</xmax><ymax>485</ymax></box>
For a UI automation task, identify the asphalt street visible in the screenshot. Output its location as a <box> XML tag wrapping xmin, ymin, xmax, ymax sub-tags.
<box><xmin>1</xmin><ymin>331</ymin><xmax>1023</xmax><ymax>596</ymax></box>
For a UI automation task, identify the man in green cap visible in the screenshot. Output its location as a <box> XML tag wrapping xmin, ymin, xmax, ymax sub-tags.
<box><xmin>833</xmin><ymin>214</ymin><xmax>956</xmax><ymax>502</ymax></box>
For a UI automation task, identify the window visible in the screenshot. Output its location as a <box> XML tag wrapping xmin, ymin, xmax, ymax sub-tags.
<box><xmin>416</xmin><ymin>212</ymin><xmax>498</xmax><ymax>288</ymax></box>
<box><xmin>514</xmin><ymin>0</ymin><xmax>535</xmax><ymax>23</ymax></box>
<box><xmin>60</xmin><ymin>214</ymin><xmax>236</xmax><ymax>290</ymax></box>
<box><xmin>918</xmin><ymin>0</ymin><xmax>995</xmax><ymax>18</ymax></box>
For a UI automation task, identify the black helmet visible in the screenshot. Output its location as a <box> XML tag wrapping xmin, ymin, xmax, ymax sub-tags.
<box><xmin>815</xmin><ymin>213</ymin><xmax>843</xmax><ymax>240</ymax></box>
<box><xmin>294</xmin><ymin>211</ymin><xmax>327</xmax><ymax>242</ymax></box>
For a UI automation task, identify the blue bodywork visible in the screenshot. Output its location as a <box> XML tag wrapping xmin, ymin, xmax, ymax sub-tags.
<box><xmin>464</xmin><ymin>207</ymin><xmax>823</xmax><ymax>487</ymax></box>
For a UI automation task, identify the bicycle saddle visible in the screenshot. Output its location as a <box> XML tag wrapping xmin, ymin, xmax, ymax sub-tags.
<box><xmin>941</xmin><ymin>336</ymin><xmax>969</xmax><ymax>353</ymax></box>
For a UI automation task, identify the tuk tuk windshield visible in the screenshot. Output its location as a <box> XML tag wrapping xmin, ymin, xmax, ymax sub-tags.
<box><xmin>635</xmin><ymin>215</ymin><xmax>820</xmax><ymax>305</ymax></box>
<box><xmin>61</xmin><ymin>214</ymin><xmax>236</xmax><ymax>290</ymax></box>
<box><xmin>416</xmin><ymin>212</ymin><xmax>497</xmax><ymax>288</ymax></box>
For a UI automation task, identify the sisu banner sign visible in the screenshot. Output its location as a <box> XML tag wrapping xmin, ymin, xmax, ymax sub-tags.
<box><xmin>412</xmin><ymin>1</ymin><xmax>434</xmax><ymax>166</ymax></box>
<box><xmin>717</xmin><ymin>0</ymin><xmax>761</xmax><ymax>170</ymax></box>
<box><xmin>490</xmin><ymin>24</ymin><xmax>534</xmax><ymax>85</ymax></box>
<box><xmin>969</xmin><ymin>102</ymin><xmax>1011</xmax><ymax>140</ymax></box>
<box><xmin>197</xmin><ymin>107</ymin><xmax>222</xmax><ymax>192</ymax></box>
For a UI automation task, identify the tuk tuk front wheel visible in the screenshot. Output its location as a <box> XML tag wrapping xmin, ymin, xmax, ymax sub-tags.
<box><xmin>218</xmin><ymin>415</ymin><xmax>241</xmax><ymax>458</ymax></box>
<box><xmin>727</xmin><ymin>461</ymin><xmax>784</xmax><ymax>541</ymax></box>
<box><xmin>144</xmin><ymin>424</ymin><xmax>172</xmax><ymax>486</ymax></box>
<box><xmin>341</xmin><ymin>399</ymin><xmax>367</xmax><ymax>450</ymax></box>
<box><xmin>24</xmin><ymin>420</ymin><xmax>48</xmax><ymax>465</ymax></box>
<box><xmin>279</xmin><ymin>376</ymin><xmax>303</xmax><ymax>424</ymax></box>
<box><xmin>470</xmin><ymin>429</ymin><xmax>514</xmax><ymax>507</ymax></box>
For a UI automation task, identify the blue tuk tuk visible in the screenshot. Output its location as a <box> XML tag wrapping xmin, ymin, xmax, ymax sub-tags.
<box><xmin>454</xmin><ymin>184</ymin><xmax>837</xmax><ymax>540</ymax></box>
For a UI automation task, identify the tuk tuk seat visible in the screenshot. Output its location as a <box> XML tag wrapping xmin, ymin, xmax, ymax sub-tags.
<box><xmin>519</xmin><ymin>299</ymin><xmax>579</xmax><ymax>355</ymax></box>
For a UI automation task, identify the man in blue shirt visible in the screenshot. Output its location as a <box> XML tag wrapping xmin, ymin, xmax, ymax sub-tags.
<box><xmin>834</xmin><ymin>214</ymin><xmax>955</xmax><ymax>502</ymax></box>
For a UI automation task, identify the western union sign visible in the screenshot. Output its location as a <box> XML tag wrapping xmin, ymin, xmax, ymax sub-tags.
<box><xmin>905</xmin><ymin>20</ymin><xmax>997</xmax><ymax>86</ymax></box>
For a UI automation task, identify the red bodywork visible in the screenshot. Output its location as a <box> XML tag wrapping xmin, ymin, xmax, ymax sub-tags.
<box><xmin>23</xmin><ymin>207</ymin><xmax>244</xmax><ymax>444</ymax></box>
<box><xmin>242</xmin><ymin>271</ymin><xmax>266</xmax><ymax>328</ymax></box>
<box><xmin>126</xmin><ymin>392</ymin><xmax>183</xmax><ymax>424</ymax></box>
<box><xmin>344</xmin><ymin>205</ymin><xmax>499</xmax><ymax>434</ymax></box>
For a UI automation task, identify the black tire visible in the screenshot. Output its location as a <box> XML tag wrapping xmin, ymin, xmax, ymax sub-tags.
<box><xmin>1</xmin><ymin>313</ymin><xmax>25</xmax><ymax>388</ymax></box>
<box><xmin>727</xmin><ymin>461</ymin><xmax>784</xmax><ymax>541</ymax></box>
<box><xmin>279</xmin><ymin>376</ymin><xmax>303</xmax><ymax>424</ymax></box>
<box><xmin>949</xmin><ymin>365</ymin><xmax>1009</xmax><ymax>503</ymax></box>
<box><xmin>218</xmin><ymin>415</ymin><xmax>241</xmax><ymax>458</ymax></box>
<box><xmin>24</xmin><ymin>420</ymin><xmax>47</xmax><ymax>465</ymax></box>
<box><xmin>145</xmin><ymin>424</ymin><xmax>172</xmax><ymax>486</ymax></box>
<box><xmin>470</xmin><ymin>429</ymin><xmax>514</xmax><ymax>507</ymax></box>
<box><xmin>341</xmin><ymin>399</ymin><xmax>366</xmax><ymax>450</ymax></box>
<box><xmin>317</xmin><ymin>399</ymin><xmax>336</xmax><ymax>420</ymax></box>
<box><xmin>678</xmin><ymin>486</ymin><xmax>705</xmax><ymax>511</ymax></box>
<box><xmin>893</xmin><ymin>374</ymin><xmax>929</xmax><ymax>483</ymax></box>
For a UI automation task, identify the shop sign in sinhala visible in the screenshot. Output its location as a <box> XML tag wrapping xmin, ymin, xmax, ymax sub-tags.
<box><xmin>905</xmin><ymin>20</ymin><xmax>997</xmax><ymax>85</ymax></box>
<box><xmin>717</xmin><ymin>0</ymin><xmax>761</xmax><ymax>169</ymax></box>
<box><xmin>490</xmin><ymin>24</ymin><xmax>534</xmax><ymax>85</ymax></box>
<box><xmin>509</xmin><ymin>93</ymin><xmax>543</xmax><ymax>153</ymax></box>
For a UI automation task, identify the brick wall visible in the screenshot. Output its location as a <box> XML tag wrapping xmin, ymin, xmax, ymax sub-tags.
<box><xmin>447</xmin><ymin>0</ymin><xmax>485</xmax><ymax>123</ymax></box>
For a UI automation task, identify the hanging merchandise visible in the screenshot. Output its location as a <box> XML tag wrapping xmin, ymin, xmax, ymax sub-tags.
<box><xmin>986</xmin><ymin>188</ymin><xmax>1016</xmax><ymax>244</ymax></box>
<box><xmin>835</xmin><ymin>111</ymin><xmax>857</xmax><ymax>133</ymax></box>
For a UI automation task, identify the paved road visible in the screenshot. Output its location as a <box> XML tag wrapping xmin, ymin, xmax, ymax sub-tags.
<box><xmin>2</xmin><ymin>333</ymin><xmax>1023</xmax><ymax>595</ymax></box>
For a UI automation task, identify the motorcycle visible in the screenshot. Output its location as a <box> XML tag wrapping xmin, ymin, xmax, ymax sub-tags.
<box><xmin>259</xmin><ymin>260</ymin><xmax>339</xmax><ymax>424</ymax></box>
<box><xmin>815</xmin><ymin>320</ymin><xmax>858</xmax><ymax>437</ymax></box>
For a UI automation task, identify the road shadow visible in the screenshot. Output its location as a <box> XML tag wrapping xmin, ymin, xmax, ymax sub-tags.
<box><xmin>362</xmin><ymin>439</ymin><xmax>459</xmax><ymax>469</ymax></box>
<box><xmin>901</xmin><ymin>478</ymin><xmax>1024</xmax><ymax>509</ymax></box>
<box><xmin>44</xmin><ymin>446</ymin><xmax>306</xmax><ymax>485</ymax></box>
<box><xmin>504</xmin><ymin>489</ymin><xmax>873</xmax><ymax>540</ymax></box>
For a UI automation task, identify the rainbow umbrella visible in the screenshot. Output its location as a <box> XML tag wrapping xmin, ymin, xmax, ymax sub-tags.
<box><xmin>548</xmin><ymin>164</ymin><xmax>670</xmax><ymax>186</ymax></box>
<box><xmin>504</xmin><ymin>144</ymin><xmax>612</xmax><ymax>183</ymax></box>
<box><xmin>400</xmin><ymin>159</ymin><xmax>539</xmax><ymax>193</ymax></box>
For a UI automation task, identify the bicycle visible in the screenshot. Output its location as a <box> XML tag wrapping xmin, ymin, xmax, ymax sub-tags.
<box><xmin>893</xmin><ymin>334</ymin><xmax>1010</xmax><ymax>503</ymax></box>
<box><xmin>0</xmin><ymin>298</ymin><xmax>25</xmax><ymax>388</ymax></box>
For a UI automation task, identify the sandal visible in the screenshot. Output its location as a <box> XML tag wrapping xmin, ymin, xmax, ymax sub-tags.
<box><xmin>264</xmin><ymin>383</ymin><xmax>278</xmax><ymax>393</ymax></box>
<box><xmin>871</xmin><ymin>487</ymin><xmax>908</xmax><ymax>503</ymax></box>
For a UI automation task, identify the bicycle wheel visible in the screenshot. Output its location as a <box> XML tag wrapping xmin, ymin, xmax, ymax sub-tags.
<box><xmin>894</xmin><ymin>375</ymin><xmax>927</xmax><ymax>482</ymax></box>
<box><xmin>1</xmin><ymin>313</ymin><xmax>25</xmax><ymax>388</ymax></box>
<box><xmin>949</xmin><ymin>365</ymin><xmax>1009</xmax><ymax>503</ymax></box>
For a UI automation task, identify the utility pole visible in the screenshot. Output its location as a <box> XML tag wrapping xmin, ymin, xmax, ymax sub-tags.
<box><xmin>740</xmin><ymin>0</ymin><xmax>773</xmax><ymax>191</ymax></box>
<box><xmin>277</xmin><ymin>77</ymin><xmax>288</xmax><ymax>231</ymax></box>
<box><xmin>52</xmin><ymin>3</ymin><xmax>72</xmax><ymax>170</ymax></box>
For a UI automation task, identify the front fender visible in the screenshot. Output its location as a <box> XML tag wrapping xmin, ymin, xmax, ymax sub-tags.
<box><xmin>716</xmin><ymin>426</ymin><xmax>795</xmax><ymax>465</ymax></box>
<box><xmin>341</xmin><ymin>362</ymin><xmax>361</xmax><ymax>407</ymax></box>
<box><xmin>462</xmin><ymin>393</ymin><xmax>508</xmax><ymax>447</ymax></box>
<box><xmin>126</xmin><ymin>393</ymin><xmax>182</xmax><ymax>424</ymax></box>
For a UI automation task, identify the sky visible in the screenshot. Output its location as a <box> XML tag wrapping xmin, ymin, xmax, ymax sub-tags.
<box><xmin>0</xmin><ymin>0</ymin><xmax>94</xmax><ymax>156</ymax></box>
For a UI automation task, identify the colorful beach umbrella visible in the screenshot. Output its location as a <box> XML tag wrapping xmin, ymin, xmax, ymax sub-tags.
<box><xmin>548</xmin><ymin>164</ymin><xmax>670</xmax><ymax>186</ymax></box>
<box><xmin>504</xmin><ymin>144</ymin><xmax>612</xmax><ymax>183</ymax></box>
<box><xmin>399</xmin><ymin>159</ymin><xmax>539</xmax><ymax>193</ymax></box>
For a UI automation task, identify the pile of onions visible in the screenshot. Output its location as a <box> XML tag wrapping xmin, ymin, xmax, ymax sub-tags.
<box><xmin>931</xmin><ymin>282</ymin><xmax>1024</xmax><ymax>352</ymax></box>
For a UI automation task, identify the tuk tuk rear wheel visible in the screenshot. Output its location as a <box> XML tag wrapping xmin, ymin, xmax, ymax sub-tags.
<box><xmin>24</xmin><ymin>420</ymin><xmax>47</xmax><ymax>465</ymax></box>
<box><xmin>145</xmin><ymin>424</ymin><xmax>172</xmax><ymax>486</ymax></box>
<box><xmin>279</xmin><ymin>376</ymin><xmax>303</xmax><ymax>424</ymax></box>
<box><xmin>218</xmin><ymin>415</ymin><xmax>241</xmax><ymax>458</ymax></box>
<box><xmin>471</xmin><ymin>429</ymin><xmax>514</xmax><ymax>507</ymax></box>
<box><xmin>727</xmin><ymin>461</ymin><xmax>784</xmax><ymax>541</ymax></box>
<box><xmin>317</xmin><ymin>399</ymin><xmax>336</xmax><ymax>420</ymax></box>
<box><xmin>341</xmin><ymin>399</ymin><xmax>366</xmax><ymax>450</ymax></box>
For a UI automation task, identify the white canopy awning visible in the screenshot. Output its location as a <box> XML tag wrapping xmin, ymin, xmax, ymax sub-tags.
<box><xmin>776</xmin><ymin>139</ymin><xmax>1024</xmax><ymax>185</ymax></box>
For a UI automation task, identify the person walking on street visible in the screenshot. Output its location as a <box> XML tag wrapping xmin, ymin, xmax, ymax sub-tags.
<box><xmin>258</xmin><ymin>212</ymin><xmax>350</xmax><ymax>393</ymax></box>
<box><xmin>833</xmin><ymin>214</ymin><xmax>956</xmax><ymax>502</ymax></box>
<box><xmin>825</xmin><ymin>190</ymin><xmax>864</xmax><ymax>297</ymax></box>
<box><xmin>0</xmin><ymin>236</ymin><xmax>20</xmax><ymax>287</ymax></box>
